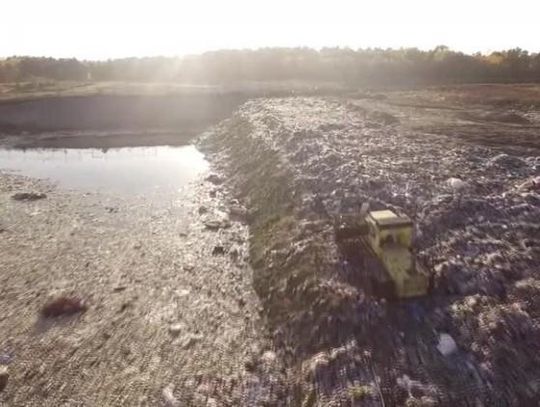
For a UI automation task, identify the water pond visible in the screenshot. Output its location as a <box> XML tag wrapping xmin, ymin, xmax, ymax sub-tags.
<box><xmin>0</xmin><ymin>145</ymin><xmax>208</xmax><ymax>194</ymax></box>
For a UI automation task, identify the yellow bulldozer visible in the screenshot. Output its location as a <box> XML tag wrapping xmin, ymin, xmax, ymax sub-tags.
<box><xmin>335</xmin><ymin>204</ymin><xmax>429</xmax><ymax>299</ymax></box>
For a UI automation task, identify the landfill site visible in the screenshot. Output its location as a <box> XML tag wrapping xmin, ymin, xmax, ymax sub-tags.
<box><xmin>1</xmin><ymin>84</ymin><xmax>540</xmax><ymax>406</ymax></box>
<box><xmin>198</xmin><ymin>85</ymin><xmax>540</xmax><ymax>405</ymax></box>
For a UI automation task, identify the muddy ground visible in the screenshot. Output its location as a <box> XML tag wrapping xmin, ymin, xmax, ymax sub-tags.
<box><xmin>0</xmin><ymin>84</ymin><xmax>539</xmax><ymax>406</ymax></box>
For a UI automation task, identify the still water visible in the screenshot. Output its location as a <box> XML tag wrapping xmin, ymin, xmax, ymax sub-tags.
<box><xmin>0</xmin><ymin>145</ymin><xmax>209</xmax><ymax>194</ymax></box>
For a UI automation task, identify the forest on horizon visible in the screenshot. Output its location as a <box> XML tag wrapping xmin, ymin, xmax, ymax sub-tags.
<box><xmin>1</xmin><ymin>46</ymin><xmax>540</xmax><ymax>86</ymax></box>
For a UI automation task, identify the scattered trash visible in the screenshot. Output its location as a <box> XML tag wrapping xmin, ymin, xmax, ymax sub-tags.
<box><xmin>162</xmin><ymin>384</ymin><xmax>180</xmax><ymax>407</ymax></box>
<box><xmin>405</xmin><ymin>395</ymin><xmax>437</xmax><ymax>406</ymax></box>
<box><xmin>168</xmin><ymin>323</ymin><xmax>184</xmax><ymax>337</ymax></box>
<box><xmin>40</xmin><ymin>296</ymin><xmax>87</xmax><ymax>318</ymax></box>
<box><xmin>201</xmin><ymin>96</ymin><xmax>540</xmax><ymax>403</ymax></box>
<box><xmin>348</xmin><ymin>384</ymin><xmax>373</xmax><ymax>401</ymax></box>
<box><xmin>11</xmin><ymin>192</ymin><xmax>46</xmax><ymax>201</ymax></box>
<box><xmin>517</xmin><ymin>175</ymin><xmax>540</xmax><ymax>191</ymax></box>
<box><xmin>368</xmin><ymin>110</ymin><xmax>400</xmax><ymax>125</ymax></box>
<box><xmin>303</xmin><ymin>352</ymin><xmax>330</xmax><ymax>379</ymax></box>
<box><xmin>180</xmin><ymin>333</ymin><xmax>203</xmax><ymax>349</ymax></box>
<box><xmin>446</xmin><ymin>177</ymin><xmax>467</xmax><ymax>191</ymax></box>
<box><xmin>397</xmin><ymin>374</ymin><xmax>436</xmax><ymax>399</ymax></box>
<box><xmin>203</xmin><ymin>218</ymin><xmax>231</xmax><ymax>230</ymax></box>
<box><xmin>436</xmin><ymin>333</ymin><xmax>457</xmax><ymax>356</ymax></box>
<box><xmin>261</xmin><ymin>350</ymin><xmax>277</xmax><ymax>365</ymax></box>
<box><xmin>205</xmin><ymin>174</ymin><xmax>224</xmax><ymax>185</ymax></box>
<box><xmin>488</xmin><ymin>153</ymin><xmax>527</xmax><ymax>169</ymax></box>
<box><xmin>2</xmin><ymin>92</ymin><xmax>538</xmax><ymax>405</ymax></box>
<box><xmin>0</xmin><ymin>365</ymin><xmax>8</xmax><ymax>392</ymax></box>
<box><xmin>113</xmin><ymin>285</ymin><xmax>127</xmax><ymax>292</ymax></box>
<box><xmin>212</xmin><ymin>245</ymin><xmax>226</xmax><ymax>255</ymax></box>
<box><xmin>228</xmin><ymin>204</ymin><xmax>248</xmax><ymax>221</ymax></box>
<box><xmin>486</xmin><ymin>112</ymin><xmax>530</xmax><ymax>124</ymax></box>
<box><xmin>0</xmin><ymin>353</ymin><xmax>13</xmax><ymax>365</ymax></box>
<box><xmin>229</xmin><ymin>246</ymin><xmax>241</xmax><ymax>260</ymax></box>
<box><xmin>175</xmin><ymin>288</ymin><xmax>191</xmax><ymax>297</ymax></box>
<box><xmin>119</xmin><ymin>301</ymin><xmax>131</xmax><ymax>313</ymax></box>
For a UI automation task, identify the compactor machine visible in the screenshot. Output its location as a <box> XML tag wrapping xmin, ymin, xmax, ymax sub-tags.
<box><xmin>335</xmin><ymin>204</ymin><xmax>429</xmax><ymax>299</ymax></box>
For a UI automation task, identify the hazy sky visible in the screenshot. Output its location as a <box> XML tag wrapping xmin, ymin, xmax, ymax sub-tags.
<box><xmin>2</xmin><ymin>0</ymin><xmax>539</xmax><ymax>60</ymax></box>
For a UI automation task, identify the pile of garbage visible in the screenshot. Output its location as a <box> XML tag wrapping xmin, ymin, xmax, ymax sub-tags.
<box><xmin>201</xmin><ymin>97</ymin><xmax>540</xmax><ymax>404</ymax></box>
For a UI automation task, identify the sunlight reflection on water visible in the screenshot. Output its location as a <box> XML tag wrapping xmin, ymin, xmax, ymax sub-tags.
<box><xmin>0</xmin><ymin>145</ymin><xmax>209</xmax><ymax>194</ymax></box>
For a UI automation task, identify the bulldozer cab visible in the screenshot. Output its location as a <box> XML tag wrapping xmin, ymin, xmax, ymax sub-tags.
<box><xmin>365</xmin><ymin>210</ymin><xmax>428</xmax><ymax>298</ymax></box>
<box><xmin>334</xmin><ymin>206</ymin><xmax>429</xmax><ymax>299</ymax></box>
<box><xmin>366</xmin><ymin>210</ymin><xmax>413</xmax><ymax>254</ymax></box>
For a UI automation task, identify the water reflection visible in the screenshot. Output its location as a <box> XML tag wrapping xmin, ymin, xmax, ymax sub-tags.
<box><xmin>0</xmin><ymin>145</ymin><xmax>208</xmax><ymax>194</ymax></box>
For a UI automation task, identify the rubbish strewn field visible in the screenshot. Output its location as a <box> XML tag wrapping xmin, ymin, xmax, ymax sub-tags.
<box><xmin>200</xmin><ymin>85</ymin><xmax>540</xmax><ymax>405</ymax></box>
<box><xmin>0</xmin><ymin>84</ymin><xmax>539</xmax><ymax>406</ymax></box>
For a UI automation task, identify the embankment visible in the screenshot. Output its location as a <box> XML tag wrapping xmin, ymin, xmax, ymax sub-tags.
<box><xmin>199</xmin><ymin>104</ymin><xmax>380</xmax><ymax>405</ymax></box>
<box><xmin>0</xmin><ymin>93</ymin><xmax>247</xmax><ymax>131</ymax></box>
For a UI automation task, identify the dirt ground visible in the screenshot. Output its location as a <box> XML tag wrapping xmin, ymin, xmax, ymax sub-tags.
<box><xmin>0</xmin><ymin>84</ymin><xmax>539</xmax><ymax>406</ymax></box>
<box><xmin>0</xmin><ymin>171</ymin><xmax>285</xmax><ymax>406</ymax></box>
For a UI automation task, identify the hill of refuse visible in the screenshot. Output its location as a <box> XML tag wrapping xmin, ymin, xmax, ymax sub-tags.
<box><xmin>200</xmin><ymin>95</ymin><xmax>540</xmax><ymax>405</ymax></box>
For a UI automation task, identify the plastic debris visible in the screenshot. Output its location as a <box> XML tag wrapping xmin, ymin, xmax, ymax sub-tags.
<box><xmin>437</xmin><ymin>333</ymin><xmax>457</xmax><ymax>356</ymax></box>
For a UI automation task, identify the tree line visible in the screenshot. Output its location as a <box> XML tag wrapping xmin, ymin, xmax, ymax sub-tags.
<box><xmin>1</xmin><ymin>47</ymin><xmax>540</xmax><ymax>85</ymax></box>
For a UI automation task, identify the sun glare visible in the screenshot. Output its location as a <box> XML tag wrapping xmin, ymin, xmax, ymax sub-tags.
<box><xmin>1</xmin><ymin>0</ymin><xmax>539</xmax><ymax>58</ymax></box>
